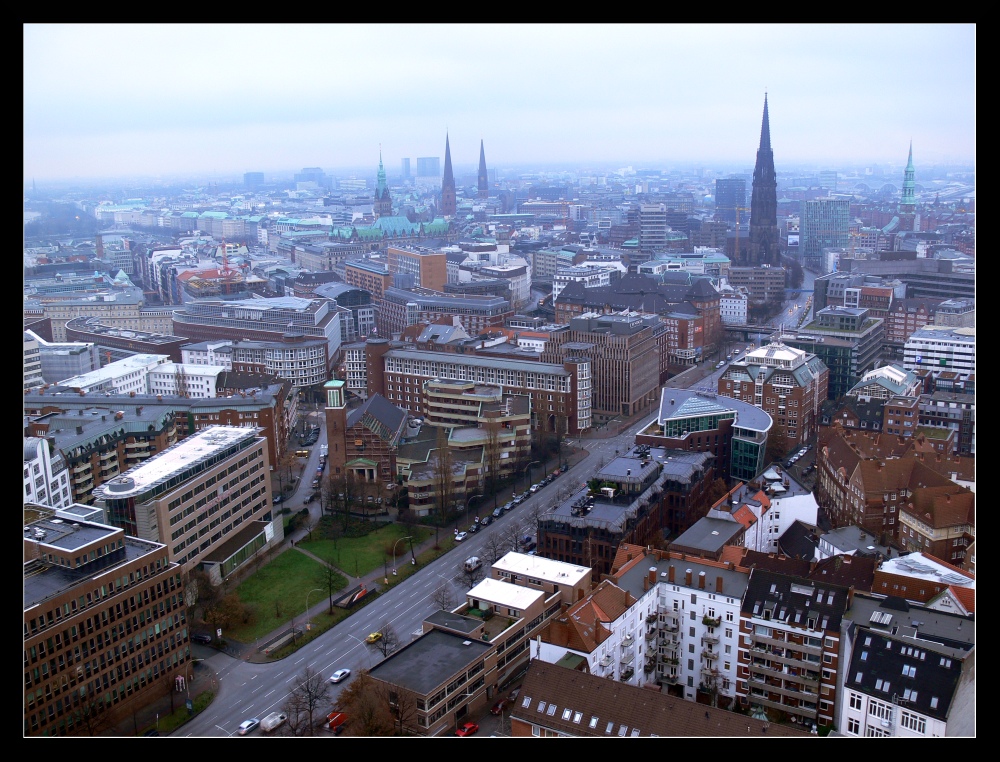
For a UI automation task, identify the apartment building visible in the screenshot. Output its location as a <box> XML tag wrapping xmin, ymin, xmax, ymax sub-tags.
<box><xmin>737</xmin><ymin>569</ymin><xmax>849</xmax><ymax>729</ymax></box>
<box><xmin>837</xmin><ymin>593</ymin><xmax>975</xmax><ymax>737</ymax></box>
<box><xmin>551</xmin><ymin>265</ymin><xmax>613</xmax><ymax>300</ymax></box>
<box><xmin>718</xmin><ymin>341</ymin><xmax>828</xmax><ymax>450</ymax></box>
<box><xmin>24</xmin><ymin>330</ymin><xmax>45</xmax><ymax>389</ymax></box>
<box><xmin>378</xmin><ymin>287</ymin><xmax>512</xmax><ymax>338</ymax></box>
<box><xmin>726</xmin><ymin>265</ymin><xmax>786</xmax><ymax>304</ymax></box>
<box><xmin>90</xmin><ymin>425</ymin><xmax>281</xmax><ymax>582</ymax></box>
<box><xmin>919</xmin><ymin>391</ymin><xmax>975</xmax><ymax>456</ymax></box>
<box><xmin>344</xmin><ymin>259</ymin><xmax>394</xmax><ymax>302</ymax></box>
<box><xmin>23</xmin><ymin>510</ymin><xmax>189</xmax><ymax>737</ymax></box>
<box><xmin>24</xmin><ymin>436</ymin><xmax>73</xmax><ymax>511</ymax></box>
<box><xmin>182</xmin><ymin>337</ymin><xmax>329</xmax><ymax>388</ymax></box>
<box><xmin>24</xmin><ymin>287</ymin><xmax>175</xmax><ymax>342</ymax></box>
<box><xmin>386</xmin><ymin>245</ymin><xmax>447</xmax><ymax>292</ymax></box>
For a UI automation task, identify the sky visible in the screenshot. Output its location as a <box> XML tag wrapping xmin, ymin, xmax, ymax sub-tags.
<box><xmin>23</xmin><ymin>24</ymin><xmax>976</xmax><ymax>184</ymax></box>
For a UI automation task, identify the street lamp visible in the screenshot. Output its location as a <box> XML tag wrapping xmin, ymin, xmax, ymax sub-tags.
<box><xmin>346</xmin><ymin>633</ymin><xmax>374</xmax><ymax>670</ymax></box>
<box><xmin>392</xmin><ymin>536</ymin><xmax>413</xmax><ymax>575</ymax></box>
<box><xmin>522</xmin><ymin>460</ymin><xmax>540</xmax><ymax>494</ymax></box>
<box><xmin>303</xmin><ymin>587</ymin><xmax>323</xmax><ymax>633</ymax></box>
<box><xmin>465</xmin><ymin>493</ymin><xmax>484</xmax><ymax>525</ymax></box>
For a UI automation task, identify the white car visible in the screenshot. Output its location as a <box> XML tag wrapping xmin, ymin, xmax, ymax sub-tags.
<box><xmin>238</xmin><ymin>718</ymin><xmax>260</xmax><ymax>735</ymax></box>
<box><xmin>454</xmin><ymin>531</ymin><xmax>468</xmax><ymax>543</ymax></box>
<box><xmin>330</xmin><ymin>668</ymin><xmax>352</xmax><ymax>683</ymax></box>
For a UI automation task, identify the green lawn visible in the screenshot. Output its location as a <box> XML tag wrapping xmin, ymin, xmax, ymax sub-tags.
<box><xmin>299</xmin><ymin>521</ymin><xmax>432</xmax><ymax>578</ymax></box>
<box><xmin>225</xmin><ymin>550</ymin><xmax>344</xmax><ymax>642</ymax></box>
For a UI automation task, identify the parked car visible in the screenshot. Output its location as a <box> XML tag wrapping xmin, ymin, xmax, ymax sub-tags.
<box><xmin>454</xmin><ymin>531</ymin><xmax>468</xmax><ymax>543</ymax></box>
<box><xmin>272</xmin><ymin>493</ymin><xmax>283</xmax><ymax>504</ymax></box>
<box><xmin>329</xmin><ymin>668</ymin><xmax>352</xmax><ymax>683</ymax></box>
<box><xmin>490</xmin><ymin>698</ymin><xmax>508</xmax><ymax>715</ymax></box>
<box><xmin>238</xmin><ymin>718</ymin><xmax>260</xmax><ymax>735</ymax></box>
<box><xmin>529</xmin><ymin>484</ymin><xmax>540</xmax><ymax>494</ymax></box>
<box><xmin>480</xmin><ymin>514</ymin><xmax>493</xmax><ymax>527</ymax></box>
<box><xmin>492</xmin><ymin>507</ymin><xmax>503</xmax><ymax>519</ymax></box>
<box><xmin>468</xmin><ymin>523</ymin><xmax>479</xmax><ymax>534</ymax></box>
<box><xmin>455</xmin><ymin>722</ymin><xmax>479</xmax><ymax>737</ymax></box>
<box><xmin>190</xmin><ymin>633</ymin><xmax>213</xmax><ymax>645</ymax></box>
<box><xmin>560</xmin><ymin>464</ymin><xmax>568</xmax><ymax>473</ymax></box>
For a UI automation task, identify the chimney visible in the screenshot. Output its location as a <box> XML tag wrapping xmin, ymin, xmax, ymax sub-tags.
<box><xmin>698</xmin><ymin>571</ymin><xmax>706</xmax><ymax>589</ymax></box>
<box><xmin>716</xmin><ymin>576</ymin><xmax>724</xmax><ymax>594</ymax></box>
<box><xmin>648</xmin><ymin>567</ymin><xmax>657</xmax><ymax>586</ymax></box>
<box><xmin>685</xmin><ymin>568</ymin><xmax>693</xmax><ymax>586</ymax></box>
<box><xmin>668</xmin><ymin>566</ymin><xmax>675</xmax><ymax>583</ymax></box>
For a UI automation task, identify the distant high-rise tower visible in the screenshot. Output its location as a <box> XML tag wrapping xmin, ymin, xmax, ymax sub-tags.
<box><xmin>401</xmin><ymin>157</ymin><xmax>411</xmax><ymax>180</ymax></box>
<box><xmin>898</xmin><ymin>141</ymin><xmax>917</xmax><ymax>232</ymax></box>
<box><xmin>748</xmin><ymin>94</ymin><xmax>780</xmax><ymax>266</ymax></box>
<box><xmin>477</xmin><ymin>139</ymin><xmax>489</xmax><ymax>199</ymax></box>
<box><xmin>714</xmin><ymin>178</ymin><xmax>746</xmax><ymax>225</ymax></box>
<box><xmin>441</xmin><ymin>132</ymin><xmax>457</xmax><ymax>216</ymax></box>
<box><xmin>374</xmin><ymin>150</ymin><xmax>392</xmax><ymax>219</ymax></box>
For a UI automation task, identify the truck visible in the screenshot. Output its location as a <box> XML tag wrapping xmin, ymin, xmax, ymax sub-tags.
<box><xmin>260</xmin><ymin>711</ymin><xmax>287</xmax><ymax>733</ymax></box>
<box><xmin>464</xmin><ymin>556</ymin><xmax>482</xmax><ymax>572</ymax></box>
<box><xmin>326</xmin><ymin>711</ymin><xmax>348</xmax><ymax>735</ymax></box>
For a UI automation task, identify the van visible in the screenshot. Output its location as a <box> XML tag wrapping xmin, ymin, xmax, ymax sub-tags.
<box><xmin>260</xmin><ymin>711</ymin><xmax>287</xmax><ymax>733</ymax></box>
<box><xmin>464</xmin><ymin>556</ymin><xmax>482</xmax><ymax>572</ymax></box>
<box><xmin>295</xmin><ymin>450</ymin><xmax>310</xmax><ymax>458</ymax></box>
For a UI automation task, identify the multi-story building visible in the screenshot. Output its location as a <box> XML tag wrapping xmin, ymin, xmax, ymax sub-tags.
<box><xmin>726</xmin><ymin>265</ymin><xmax>786</xmax><ymax>305</ymax></box>
<box><xmin>378</xmin><ymin>287</ymin><xmax>512</xmax><ymax>337</ymax></box>
<box><xmin>882</xmin><ymin>395</ymin><xmax>921</xmax><ymax>440</ymax></box>
<box><xmin>636</xmin><ymin>388</ymin><xmax>772</xmax><ymax>487</ymax></box>
<box><xmin>171</xmin><ymin>296</ymin><xmax>342</xmax><ymax>374</ymax></box>
<box><xmin>24</xmin><ymin>330</ymin><xmax>45</xmax><ymax>389</ymax></box>
<box><xmin>537</xmin><ymin>448</ymin><xmax>716</xmax><ymax>580</ymax></box>
<box><xmin>24</xmin><ymin>436</ymin><xmax>73</xmax><ymax>511</ymax></box>
<box><xmin>340</xmin><ymin>341</ymin><xmax>368</xmax><ymax>399</ymax></box>
<box><xmin>638</xmin><ymin>204</ymin><xmax>668</xmax><ymax>254</ymax></box>
<box><xmin>784</xmin><ymin>307</ymin><xmax>884</xmax><ymax>400</ymax></box>
<box><xmin>540</xmin><ymin>313</ymin><xmax>660</xmax><ymax>422</ymax></box>
<box><xmin>718</xmin><ymin>284</ymin><xmax>749</xmax><ymax>325</ymax></box>
<box><xmin>918</xmin><ymin>391</ymin><xmax>975</xmax><ymax>456</ymax></box>
<box><xmin>23</xmin><ymin>509</ymin><xmax>189</xmax><ymax>737</ymax></box>
<box><xmin>530</xmin><ymin>246</ymin><xmax>584</xmax><ymax>282</ymax></box>
<box><xmin>847</xmin><ymin>364</ymin><xmax>921</xmax><ymax>401</ymax></box>
<box><xmin>838</xmin><ymin>593</ymin><xmax>975</xmax><ymax>737</ymax></box>
<box><xmin>386</xmin><ymin>245</ymin><xmax>448</xmax><ymax>292</ymax></box>
<box><xmin>344</xmin><ymin>259</ymin><xmax>394</xmax><ymax>302</ymax></box>
<box><xmin>903</xmin><ymin>325</ymin><xmax>975</xmax><ymax>376</ymax></box>
<box><xmin>312</xmin><ymin>283</ymin><xmax>376</xmax><ymax>342</ymax></box>
<box><xmin>737</xmin><ymin>569</ymin><xmax>849</xmax><ymax>729</ymax></box>
<box><xmin>181</xmin><ymin>337</ymin><xmax>328</xmax><ymax>388</ymax></box>
<box><xmin>374</xmin><ymin>346</ymin><xmax>591</xmax><ymax>435</ymax></box>
<box><xmin>26</xmin><ymin>333</ymin><xmax>104</xmax><ymax>386</ymax></box>
<box><xmin>884</xmin><ymin>298</ymin><xmax>943</xmax><ymax>361</ymax></box>
<box><xmin>718</xmin><ymin>341</ymin><xmax>828</xmax><ymax>449</ymax></box>
<box><xmin>90</xmin><ymin>425</ymin><xmax>281</xmax><ymax>582</ymax></box>
<box><xmin>800</xmin><ymin>198</ymin><xmax>850</xmax><ymax>271</ymax></box>
<box><xmin>551</xmin><ymin>265</ymin><xmax>614</xmax><ymax>300</ymax></box>
<box><xmin>607</xmin><ymin>545</ymin><xmax>751</xmax><ymax>703</ymax></box>
<box><xmin>933</xmin><ymin>298</ymin><xmax>975</xmax><ymax>328</ymax></box>
<box><xmin>715</xmin><ymin>177</ymin><xmax>747</xmax><ymax>225</ymax></box>
<box><xmin>25</xmin><ymin>287</ymin><xmax>175</xmax><ymax>342</ymax></box>
<box><xmin>64</xmin><ymin>317</ymin><xmax>188</xmax><ymax>364</ymax></box>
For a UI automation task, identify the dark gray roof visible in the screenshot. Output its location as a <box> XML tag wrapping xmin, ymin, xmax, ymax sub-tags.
<box><xmin>368</xmin><ymin>627</ymin><xmax>492</xmax><ymax>696</ymax></box>
<box><xmin>346</xmin><ymin>393</ymin><xmax>407</xmax><ymax>441</ymax></box>
<box><xmin>741</xmin><ymin>568</ymin><xmax>850</xmax><ymax>632</ymax></box>
<box><xmin>669</xmin><ymin>517</ymin><xmax>745</xmax><ymax>554</ymax></box>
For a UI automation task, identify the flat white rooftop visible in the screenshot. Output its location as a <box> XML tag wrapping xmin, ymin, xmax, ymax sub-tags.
<box><xmin>98</xmin><ymin>425</ymin><xmax>258</xmax><ymax>497</ymax></box>
<box><xmin>468</xmin><ymin>577</ymin><xmax>544</xmax><ymax>610</ymax></box>
<box><xmin>492</xmin><ymin>550</ymin><xmax>591</xmax><ymax>587</ymax></box>
<box><xmin>879</xmin><ymin>552</ymin><xmax>974</xmax><ymax>588</ymax></box>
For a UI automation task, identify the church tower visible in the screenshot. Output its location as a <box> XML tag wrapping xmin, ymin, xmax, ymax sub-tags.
<box><xmin>373</xmin><ymin>149</ymin><xmax>392</xmax><ymax>219</ymax></box>
<box><xmin>477</xmin><ymin>139</ymin><xmax>489</xmax><ymax>199</ymax></box>
<box><xmin>441</xmin><ymin>132</ymin><xmax>457</xmax><ymax>216</ymax></box>
<box><xmin>748</xmin><ymin>93</ymin><xmax>780</xmax><ymax>266</ymax></box>
<box><xmin>898</xmin><ymin>141</ymin><xmax>917</xmax><ymax>232</ymax></box>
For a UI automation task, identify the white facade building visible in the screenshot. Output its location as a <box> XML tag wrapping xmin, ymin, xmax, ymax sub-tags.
<box><xmin>552</xmin><ymin>265</ymin><xmax>614</xmax><ymax>300</ymax></box>
<box><xmin>903</xmin><ymin>326</ymin><xmax>975</xmax><ymax>375</ymax></box>
<box><xmin>147</xmin><ymin>363</ymin><xmax>227</xmax><ymax>399</ymax></box>
<box><xmin>57</xmin><ymin>353</ymin><xmax>172</xmax><ymax>396</ymax></box>
<box><xmin>24</xmin><ymin>437</ymin><xmax>73</xmax><ymax>511</ymax></box>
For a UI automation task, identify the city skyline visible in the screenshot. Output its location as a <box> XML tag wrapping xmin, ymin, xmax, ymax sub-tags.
<box><xmin>24</xmin><ymin>24</ymin><xmax>976</xmax><ymax>183</ymax></box>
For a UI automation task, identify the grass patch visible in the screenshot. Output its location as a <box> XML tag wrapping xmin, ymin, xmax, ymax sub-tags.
<box><xmin>226</xmin><ymin>551</ymin><xmax>343</xmax><ymax>642</ymax></box>
<box><xmin>300</xmin><ymin>521</ymin><xmax>433</xmax><ymax>579</ymax></box>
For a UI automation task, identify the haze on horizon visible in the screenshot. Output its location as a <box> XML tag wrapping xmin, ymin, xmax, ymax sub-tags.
<box><xmin>24</xmin><ymin>23</ymin><xmax>976</xmax><ymax>184</ymax></box>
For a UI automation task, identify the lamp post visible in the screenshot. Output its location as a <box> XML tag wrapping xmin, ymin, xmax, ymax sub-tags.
<box><xmin>392</xmin><ymin>536</ymin><xmax>413</xmax><ymax>576</ymax></box>
<box><xmin>346</xmin><ymin>633</ymin><xmax>374</xmax><ymax>670</ymax></box>
<box><xmin>522</xmin><ymin>460</ymin><xmax>540</xmax><ymax>494</ymax></box>
<box><xmin>465</xmin><ymin>493</ymin><xmax>484</xmax><ymax>525</ymax></box>
<box><xmin>303</xmin><ymin>587</ymin><xmax>323</xmax><ymax>633</ymax></box>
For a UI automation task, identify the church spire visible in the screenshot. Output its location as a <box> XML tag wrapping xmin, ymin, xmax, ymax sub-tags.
<box><xmin>759</xmin><ymin>92</ymin><xmax>771</xmax><ymax>152</ymax></box>
<box><xmin>898</xmin><ymin>140</ymin><xmax>916</xmax><ymax>230</ymax></box>
<box><xmin>373</xmin><ymin>145</ymin><xmax>392</xmax><ymax>219</ymax></box>
<box><xmin>477</xmin><ymin>139</ymin><xmax>489</xmax><ymax>199</ymax></box>
<box><xmin>748</xmin><ymin>92</ymin><xmax>779</xmax><ymax>266</ymax></box>
<box><xmin>441</xmin><ymin>131</ymin><xmax>456</xmax><ymax>216</ymax></box>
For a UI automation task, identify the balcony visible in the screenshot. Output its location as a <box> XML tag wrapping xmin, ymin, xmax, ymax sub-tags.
<box><xmin>620</xmin><ymin>667</ymin><xmax>634</xmax><ymax>682</ymax></box>
<box><xmin>645</xmin><ymin>613</ymin><xmax>658</xmax><ymax>625</ymax></box>
<box><xmin>702</xmin><ymin>632</ymin><xmax>719</xmax><ymax>645</ymax></box>
<box><xmin>702</xmin><ymin>615</ymin><xmax>721</xmax><ymax>627</ymax></box>
<box><xmin>701</xmin><ymin>649</ymin><xmax>719</xmax><ymax>661</ymax></box>
<box><xmin>645</xmin><ymin>629</ymin><xmax>657</xmax><ymax>641</ymax></box>
<box><xmin>663</xmin><ymin>622</ymin><xmax>679</xmax><ymax>633</ymax></box>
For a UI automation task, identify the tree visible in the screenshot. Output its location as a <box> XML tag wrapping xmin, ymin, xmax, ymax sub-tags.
<box><xmin>482</xmin><ymin>531</ymin><xmax>508</xmax><ymax>565</ymax></box>
<box><xmin>320</xmin><ymin>562</ymin><xmax>345</xmax><ymax>614</ymax></box>
<box><xmin>483</xmin><ymin>414</ymin><xmax>504</xmax><ymax>512</ymax></box>
<box><xmin>203</xmin><ymin>592</ymin><xmax>250</xmax><ymax>634</ymax></box>
<box><xmin>431</xmin><ymin>426</ymin><xmax>456</xmax><ymax>546</ymax></box>
<box><xmin>765</xmin><ymin>420</ymin><xmax>790</xmax><ymax>466</ymax></box>
<box><xmin>378</xmin><ymin>682</ymin><xmax>419</xmax><ymax>735</ymax></box>
<box><xmin>273</xmin><ymin>451</ymin><xmax>298</xmax><ymax>494</ymax></box>
<box><xmin>282</xmin><ymin>666</ymin><xmax>329</xmax><ymax>737</ymax></box>
<box><xmin>432</xmin><ymin>581</ymin><xmax>454</xmax><ymax>612</ymax></box>
<box><xmin>459</xmin><ymin>561</ymin><xmax>485</xmax><ymax>590</ymax></box>
<box><xmin>371</xmin><ymin>621</ymin><xmax>400</xmax><ymax>658</ymax></box>
<box><xmin>337</xmin><ymin>670</ymin><xmax>394</xmax><ymax>736</ymax></box>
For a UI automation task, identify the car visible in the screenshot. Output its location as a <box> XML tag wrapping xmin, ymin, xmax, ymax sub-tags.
<box><xmin>479</xmin><ymin>514</ymin><xmax>493</xmax><ymax>527</ymax></box>
<box><xmin>272</xmin><ymin>493</ymin><xmax>283</xmax><ymax>504</ymax></box>
<box><xmin>492</xmin><ymin>507</ymin><xmax>503</xmax><ymax>519</ymax></box>
<box><xmin>529</xmin><ymin>484</ymin><xmax>539</xmax><ymax>494</ymax></box>
<box><xmin>468</xmin><ymin>523</ymin><xmax>479</xmax><ymax>533</ymax></box>
<box><xmin>490</xmin><ymin>698</ymin><xmax>508</xmax><ymax>715</ymax></box>
<box><xmin>190</xmin><ymin>633</ymin><xmax>213</xmax><ymax>645</ymax></box>
<box><xmin>454</xmin><ymin>531</ymin><xmax>468</xmax><ymax>543</ymax></box>
<box><xmin>509</xmin><ymin>688</ymin><xmax>520</xmax><ymax>701</ymax></box>
<box><xmin>238</xmin><ymin>718</ymin><xmax>260</xmax><ymax>735</ymax></box>
<box><xmin>560</xmin><ymin>464</ymin><xmax>568</xmax><ymax>472</ymax></box>
<box><xmin>503</xmin><ymin>501</ymin><xmax>514</xmax><ymax>512</ymax></box>
<box><xmin>716</xmin><ymin>361</ymin><xmax>725</xmax><ymax>368</ymax></box>
<box><xmin>455</xmin><ymin>722</ymin><xmax>479</xmax><ymax>737</ymax></box>
<box><xmin>329</xmin><ymin>668</ymin><xmax>352</xmax><ymax>683</ymax></box>
<box><xmin>365</xmin><ymin>631</ymin><xmax>383</xmax><ymax>644</ymax></box>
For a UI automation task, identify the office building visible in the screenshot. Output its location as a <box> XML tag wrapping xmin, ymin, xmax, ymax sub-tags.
<box><xmin>715</xmin><ymin>177</ymin><xmax>747</xmax><ymax>225</ymax></box>
<box><xmin>416</xmin><ymin>156</ymin><xmax>440</xmax><ymax>178</ymax></box>
<box><xmin>800</xmin><ymin>199</ymin><xmax>850</xmax><ymax>271</ymax></box>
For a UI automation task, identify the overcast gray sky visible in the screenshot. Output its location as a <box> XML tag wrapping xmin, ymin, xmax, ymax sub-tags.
<box><xmin>23</xmin><ymin>23</ymin><xmax>976</xmax><ymax>183</ymax></box>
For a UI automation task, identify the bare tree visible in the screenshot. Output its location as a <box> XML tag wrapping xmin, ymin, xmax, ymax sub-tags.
<box><xmin>378</xmin><ymin>682</ymin><xmax>420</xmax><ymax>735</ymax></box>
<box><xmin>459</xmin><ymin>561</ymin><xmax>485</xmax><ymax>590</ymax></box>
<box><xmin>371</xmin><ymin>621</ymin><xmax>400</xmax><ymax>658</ymax></box>
<box><xmin>273</xmin><ymin>451</ymin><xmax>298</xmax><ymax>495</ymax></box>
<box><xmin>432</xmin><ymin>581</ymin><xmax>454</xmax><ymax>612</ymax></box>
<box><xmin>482</xmin><ymin>531</ymin><xmax>508</xmax><ymax>565</ymax></box>
<box><xmin>431</xmin><ymin>426</ymin><xmax>455</xmax><ymax>546</ymax></box>
<box><xmin>283</xmin><ymin>666</ymin><xmax>329</xmax><ymax>736</ymax></box>
<box><xmin>483</xmin><ymin>414</ymin><xmax>504</xmax><ymax>513</ymax></box>
<box><xmin>320</xmin><ymin>563</ymin><xmax>344</xmax><ymax>614</ymax></box>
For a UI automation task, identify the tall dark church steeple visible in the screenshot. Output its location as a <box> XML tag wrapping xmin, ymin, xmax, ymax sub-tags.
<box><xmin>477</xmin><ymin>139</ymin><xmax>489</xmax><ymax>199</ymax></box>
<box><xmin>373</xmin><ymin>148</ymin><xmax>392</xmax><ymax>219</ymax></box>
<box><xmin>748</xmin><ymin>93</ymin><xmax>780</xmax><ymax>266</ymax></box>
<box><xmin>441</xmin><ymin>132</ymin><xmax>456</xmax><ymax>216</ymax></box>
